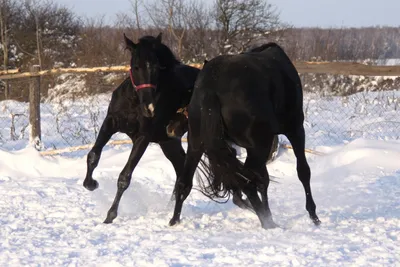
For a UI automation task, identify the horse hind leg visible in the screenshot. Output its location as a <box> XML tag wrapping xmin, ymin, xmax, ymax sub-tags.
<box><xmin>169</xmin><ymin>154</ymin><xmax>201</xmax><ymax>226</ymax></box>
<box><xmin>228</xmin><ymin>143</ymin><xmax>254</xmax><ymax>210</ymax></box>
<box><xmin>243</xmin><ymin>145</ymin><xmax>277</xmax><ymax>229</ymax></box>
<box><xmin>150</xmin><ymin>118</ymin><xmax>187</xmax><ymax>203</ymax></box>
<box><xmin>232</xmin><ymin>191</ymin><xmax>253</xmax><ymax>210</ymax></box>
<box><xmin>159</xmin><ymin>138</ymin><xmax>186</xmax><ymax>187</ymax></box>
<box><xmin>242</xmin><ymin>183</ymin><xmax>276</xmax><ymax>229</ymax></box>
<box><xmin>285</xmin><ymin>125</ymin><xmax>321</xmax><ymax>226</ymax></box>
<box><xmin>83</xmin><ymin>116</ymin><xmax>117</xmax><ymax>191</ymax></box>
<box><xmin>169</xmin><ymin>143</ymin><xmax>203</xmax><ymax>226</ymax></box>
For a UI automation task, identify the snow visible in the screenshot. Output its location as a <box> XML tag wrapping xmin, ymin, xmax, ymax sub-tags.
<box><xmin>2</xmin><ymin>89</ymin><xmax>400</xmax><ymax>152</ymax></box>
<box><xmin>0</xmin><ymin>84</ymin><xmax>399</xmax><ymax>265</ymax></box>
<box><xmin>0</xmin><ymin>93</ymin><xmax>126</xmax><ymax>151</ymax></box>
<box><xmin>0</xmin><ymin>138</ymin><xmax>399</xmax><ymax>265</ymax></box>
<box><xmin>376</xmin><ymin>58</ymin><xmax>400</xmax><ymax>66</ymax></box>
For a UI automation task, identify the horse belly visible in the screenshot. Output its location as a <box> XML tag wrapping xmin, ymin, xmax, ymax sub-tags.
<box><xmin>221</xmin><ymin>107</ymin><xmax>273</xmax><ymax>148</ymax></box>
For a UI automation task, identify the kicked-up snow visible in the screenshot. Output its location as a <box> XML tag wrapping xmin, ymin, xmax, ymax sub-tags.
<box><xmin>0</xmin><ymin>138</ymin><xmax>399</xmax><ymax>266</ymax></box>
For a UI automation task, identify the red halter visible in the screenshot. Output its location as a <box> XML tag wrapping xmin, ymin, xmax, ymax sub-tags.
<box><xmin>129</xmin><ymin>68</ymin><xmax>157</xmax><ymax>91</ymax></box>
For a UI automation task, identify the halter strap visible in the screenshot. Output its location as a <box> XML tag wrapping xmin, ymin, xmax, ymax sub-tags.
<box><xmin>129</xmin><ymin>68</ymin><xmax>157</xmax><ymax>91</ymax></box>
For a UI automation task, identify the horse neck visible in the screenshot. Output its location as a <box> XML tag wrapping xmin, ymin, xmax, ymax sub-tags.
<box><xmin>157</xmin><ymin>45</ymin><xmax>181</xmax><ymax>69</ymax></box>
<box><xmin>159</xmin><ymin>56</ymin><xmax>180</xmax><ymax>70</ymax></box>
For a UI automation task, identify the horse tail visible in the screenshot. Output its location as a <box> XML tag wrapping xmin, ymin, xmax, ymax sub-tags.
<box><xmin>196</xmin><ymin>92</ymin><xmax>265</xmax><ymax>203</ymax></box>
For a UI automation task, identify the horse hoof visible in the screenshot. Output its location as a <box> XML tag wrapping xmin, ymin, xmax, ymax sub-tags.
<box><xmin>169</xmin><ymin>218</ymin><xmax>180</xmax><ymax>226</ymax></box>
<box><xmin>103</xmin><ymin>216</ymin><xmax>115</xmax><ymax>224</ymax></box>
<box><xmin>103</xmin><ymin>219</ymin><xmax>113</xmax><ymax>224</ymax></box>
<box><xmin>262</xmin><ymin>222</ymin><xmax>279</xmax><ymax>230</ymax></box>
<box><xmin>103</xmin><ymin>210</ymin><xmax>117</xmax><ymax>224</ymax></box>
<box><xmin>312</xmin><ymin>217</ymin><xmax>321</xmax><ymax>226</ymax></box>
<box><xmin>83</xmin><ymin>179</ymin><xmax>99</xmax><ymax>191</ymax></box>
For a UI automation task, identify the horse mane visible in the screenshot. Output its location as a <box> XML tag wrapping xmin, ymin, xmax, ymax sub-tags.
<box><xmin>244</xmin><ymin>42</ymin><xmax>295</xmax><ymax>70</ymax></box>
<box><xmin>138</xmin><ymin>35</ymin><xmax>181</xmax><ymax>68</ymax></box>
<box><xmin>246</xmin><ymin>42</ymin><xmax>282</xmax><ymax>53</ymax></box>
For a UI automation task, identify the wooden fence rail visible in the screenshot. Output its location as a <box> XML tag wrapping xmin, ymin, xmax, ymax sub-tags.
<box><xmin>1</xmin><ymin>62</ymin><xmax>400</xmax><ymax>80</ymax></box>
<box><xmin>1</xmin><ymin>61</ymin><xmax>399</xmax><ymax>152</ymax></box>
<box><xmin>0</xmin><ymin>68</ymin><xmax>20</xmax><ymax>75</ymax></box>
<box><xmin>39</xmin><ymin>138</ymin><xmax>325</xmax><ymax>157</ymax></box>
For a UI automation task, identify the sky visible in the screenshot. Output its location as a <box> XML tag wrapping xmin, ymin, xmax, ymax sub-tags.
<box><xmin>54</xmin><ymin>0</ymin><xmax>400</xmax><ymax>28</ymax></box>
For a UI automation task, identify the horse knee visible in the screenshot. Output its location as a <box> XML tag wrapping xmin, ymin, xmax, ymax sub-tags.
<box><xmin>175</xmin><ymin>180</ymin><xmax>192</xmax><ymax>200</ymax></box>
<box><xmin>87</xmin><ymin>150</ymin><xmax>100</xmax><ymax>167</ymax></box>
<box><xmin>117</xmin><ymin>173</ymin><xmax>131</xmax><ymax>191</ymax></box>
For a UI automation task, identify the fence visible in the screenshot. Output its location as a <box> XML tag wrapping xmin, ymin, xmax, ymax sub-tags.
<box><xmin>0</xmin><ymin>62</ymin><xmax>400</xmax><ymax>155</ymax></box>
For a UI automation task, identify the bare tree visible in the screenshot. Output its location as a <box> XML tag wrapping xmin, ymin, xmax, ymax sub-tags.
<box><xmin>145</xmin><ymin>0</ymin><xmax>190</xmax><ymax>59</ymax></box>
<box><xmin>181</xmin><ymin>0</ymin><xmax>212</xmax><ymax>61</ymax></box>
<box><xmin>143</xmin><ymin>0</ymin><xmax>213</xmax><ymax>62</ymax></box>
<box><xmin>131</xmin><ymin>0</ymin><xmax>144</xmax><ymax>34</ymax></box>
<box><xmin>76</xmin><ymin>15</ymin><xmax>129</xmax><ymax>68</ymax></box>
<box><xmin>0</xmin><ymin>1</ymin><xmax>10</xmax><ymax>69</ymax></box>
<box><xmin>214</xmin><ymin>0</ymin><xmax>286</xmax><ymax>55</ymax></box>
<box><xmin>115</xmin><ymin>0</ymin><xmax>148</xmax><ymax>38</ymax></box>
<box><xmin>0</xmin><ymin>0</ymin><xmax>11</xmax><ymax>98</ymax></box>
<box><xmin>0</xmin><ymin>0</ymin><xmax>20</xmax><ymax>98</ymax></box>
<box><xmin>13</xmin><ymin>0</ymin><xmax>80</xmax><ymax>69</ymax></box>
<box><xmin>23</xmin><ymin>0</ymin><xmax>44</xmax><ymax>67</ymax></box>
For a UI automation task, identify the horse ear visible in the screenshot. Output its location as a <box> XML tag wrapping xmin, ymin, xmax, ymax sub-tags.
<box><xmin>204</xmin><ymin>59</ymin><xmax>209</xmax><ymax>65</ymax></box>
<box><xmin>156</xmin><ymin>32</ymin><xmax>162</xmax><ymax>43</ymax></box>
<box><xmin>124</xmin><ymin>33</ymin><xmax>136</xmax><ymax>51</ymax></box>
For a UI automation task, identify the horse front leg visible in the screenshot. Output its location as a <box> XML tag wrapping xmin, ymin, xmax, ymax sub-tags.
<box><xmin>83</xmin><ymin>116</ymin><xmax>117</xmax><ymax>191</ymax></box>
<box><xmin>103</xmin><ymin>135</ymin><xmax>150</xmax><ymax>224</ymax></box>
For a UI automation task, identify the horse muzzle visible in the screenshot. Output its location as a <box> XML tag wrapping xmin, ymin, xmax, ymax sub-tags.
<box><xmin>142</xmin><ymin>103</ymin><xmax>155</xmax><ymax>118</ymax></box>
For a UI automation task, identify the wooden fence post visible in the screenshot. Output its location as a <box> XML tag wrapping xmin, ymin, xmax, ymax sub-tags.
<box><xmin>29</xmin><ymin>65</ymin><xmax>42</xmax><ymax>150</ymax></box>
<box><xmin>5</xmin><ymin>81</ymin><xmax>10</xmax><ymax>99</ymax></box>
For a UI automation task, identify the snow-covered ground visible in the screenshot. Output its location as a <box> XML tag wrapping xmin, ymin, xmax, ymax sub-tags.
<box><xmin>0</xmin><ymin>138</ymin><xmax>399</xmax><ymax>266</ymax></box>
<box><xmin>0</xmin><ymin>88</ymin><xmax>399</xmax><ymax>265</ymax></box>
<box><xmin>1</xmin><ymin>90</ymin><xmax>400</xmax><ymax>151</ymax></box>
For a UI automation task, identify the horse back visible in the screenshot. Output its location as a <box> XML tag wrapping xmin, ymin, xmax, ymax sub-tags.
<box><xmin>255</xmin><ymin>43</ymin><xmax>302</xmax><ymax>89</ymax></box>
<box><xmin>194</xmin><ymin>50</ymin><xmax>304</xmax><ymax>133</ymax></box>
<box><xmin>196</xmin><ymin>54</ymin><xmax>289</xmax><ymax>106</ymax></box>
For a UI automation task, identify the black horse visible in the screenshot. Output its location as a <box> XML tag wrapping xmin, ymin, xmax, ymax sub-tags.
<box><xmin>83</xmin><ymin>77</ymin><xmax>190</xmax><ymax>192</ymax></box>
<box><xmin>169</xmin><ymin>42</ymin><xmax>321</xmax><ymax>229</ymax></box>
<box><xmin>83</xmin><ymin>33</ymin><xmax>200</xmax><ymax>224</ymax></box>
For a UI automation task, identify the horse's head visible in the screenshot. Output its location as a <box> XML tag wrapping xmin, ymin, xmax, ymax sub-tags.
<box><xmin>124</xmin><ymin>33</ymin><xmax>163</xmax><ymax>118</ymax></box>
